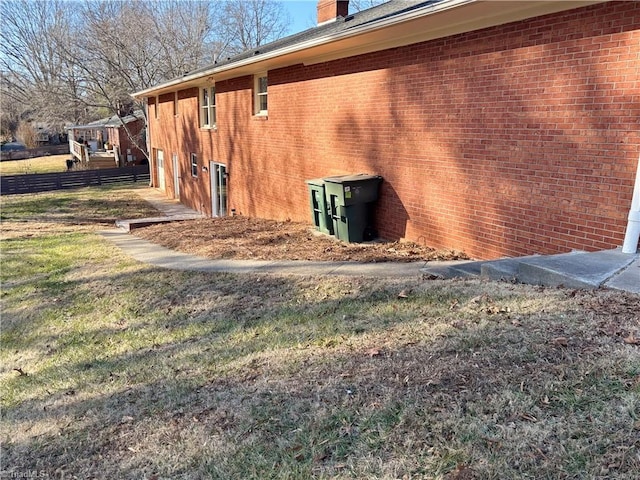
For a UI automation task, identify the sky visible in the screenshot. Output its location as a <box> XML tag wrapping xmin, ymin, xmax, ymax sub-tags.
<box><xmin>278</xmin><ymin>0</ymin><xmax>319</xmax><ymax>35</ymax></box>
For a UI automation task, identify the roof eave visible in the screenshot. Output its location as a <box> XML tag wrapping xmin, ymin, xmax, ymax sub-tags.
<box><xmin>131</xmin><ymin>0</ymin><xmax>608</xmax><ymax>99</ymax></box>
<box><xmin>69</xmin><ymin>115</ymin><xmax>142</xmax><ymax>130</ymax></box>
<box><xmin>132</xmin><ymin>0</ymin><xmax>475</xmax><ymax>98</ymax></box>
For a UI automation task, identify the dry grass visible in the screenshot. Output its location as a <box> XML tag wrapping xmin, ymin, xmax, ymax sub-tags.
<box><xmin>0</xmin><ymin>154</ymin><xmax>72</xmax><ymax>175</ymax></box>
<box><xmin>1</xmin><ymin>186</ymin><xmax>639</xmax><ymax>479</ymax></box>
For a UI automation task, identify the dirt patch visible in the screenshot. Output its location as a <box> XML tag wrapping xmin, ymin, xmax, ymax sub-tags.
<box><xmin>132</xmin><ymin>216</ymin><xmax>468</xmax><ymax>263</ymax></box>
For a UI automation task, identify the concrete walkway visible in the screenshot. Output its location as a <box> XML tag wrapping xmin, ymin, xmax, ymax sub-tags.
<box><xmin>101</xmin><ymin>187</ymin><xmax>639</xmax><ymax>292</ymax></box>
<box><xmin>422</xmin><ymin>249</ymin><xmax>639</xmax><ymax>294</ymax></box>
<box><xmin>100</xmin><ymin>229</ymin><xmax>427</xmax><ymax>277</ymax></box>
<box><xmin>115</xmin><ymin>188</ymin><xmax>204</xmax><ymax>232</ymax></box>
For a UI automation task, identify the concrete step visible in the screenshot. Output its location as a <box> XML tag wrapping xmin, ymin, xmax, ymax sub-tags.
<box><xmin>421</xmin><ymin>260</ymin><xmax>484</xmax><ymax>279</ymax></box>
<box><xmin>481</xmin><ymin>257</ymin><xmax>529</xmax><ymax>282</ymax></box>
<box><xmin>421</xmin><ymin>249</ymin><xmax>638</xmax><ymax>291</ymax></box>
<box><xmin>516</xmin><ymin>249</ymin><xmax>637</xmax><ymax>289</ymax></box>
<box><xmin>115</xmin><ymin>214</ymin><xmax>204</xmax><ymax>232</ymax></box>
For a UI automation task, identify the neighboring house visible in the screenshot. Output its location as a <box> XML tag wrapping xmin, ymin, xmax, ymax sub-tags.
<box><xmin>67</xmin><ymin>110</ymin><xmax>147</xmax><ymax>167</ymax></box>
<box><xmin>31</xmin><ymin>123</ymin><xmax>68</xmax><ymax>146</ymax></box>
<box><xmin>133</xmin><ymin>0</ymin><xmax>640</xmax><ymax>260</ymax></box>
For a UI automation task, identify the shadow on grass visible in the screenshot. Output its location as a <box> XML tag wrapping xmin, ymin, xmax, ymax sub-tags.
<box><xmin>3</xmin><ymin>265</ymin><xmax>639</xmax><ymax>478</ymax></box>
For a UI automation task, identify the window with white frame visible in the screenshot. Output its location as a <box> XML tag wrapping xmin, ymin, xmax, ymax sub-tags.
<box><xmin>191</xmin><ymin>153</ymin><xmax>198</xmax><ymax>177</ymax></box>
<box><xmin>201</xmin><ymin>86</ymin><xmax>216</xmax><ymax>128</ymax></box>
<box><xmin>254</xmin><ymin>74</ymin><xmax>267</xmax><ymax>115</ymax></box>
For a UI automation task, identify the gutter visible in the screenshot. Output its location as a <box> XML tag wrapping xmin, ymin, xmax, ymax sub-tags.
<box><xmin>622</xmin><ymin>154</ymin><xmax>640</xmax><ymax>253</ymax></box>
<box><xmin>131</xmin><ymin>0</ymin><xmax>473</xmax><ymax>99</ymax></box>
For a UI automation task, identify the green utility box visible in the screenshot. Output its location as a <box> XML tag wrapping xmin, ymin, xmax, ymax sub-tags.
<box><xmin>305</xmin><ymin>178</ymin><xmax>334</xmax><ymax>235</ymax></box>
<box><xmin>323</xmin><ymin>174</ymin><xmax>382</xmax><ymax>243</ymax></box>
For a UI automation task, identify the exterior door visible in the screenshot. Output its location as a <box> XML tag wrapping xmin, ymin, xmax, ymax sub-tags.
<box><xmin>209</xmin><ymin>161</ymin><xmax>227</xmax><ymax>217</ymax></box>
<box><xmin>172</xmin><ymin>153</ymin><xmax>180</xmax><ymax>199</ymax></box>
<box><xmin>157</xmin><ymin>149</ymin><xmax>165</xmax><ymax>191</ymax></box>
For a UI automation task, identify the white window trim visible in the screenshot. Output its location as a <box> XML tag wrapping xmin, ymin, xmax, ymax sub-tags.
<box><xmin>200</xmin><ymin>85</ymin><xmax>216</xmax><ymax>129</ymax></box>
<box><xmin>254</xmin><ymin>73</ymin><xmax>267</xmax><ymax>116</ymax></box>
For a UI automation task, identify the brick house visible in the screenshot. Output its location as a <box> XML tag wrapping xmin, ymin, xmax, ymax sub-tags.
<box><xmin>133</xmin><ymin>0</ymin><xmax>640</xmax><ymax>260</ymax></box>
<box><xmin>68</xmin><ymin>110</ymin><xmax>147</xmax><ymax>166</ymax></box>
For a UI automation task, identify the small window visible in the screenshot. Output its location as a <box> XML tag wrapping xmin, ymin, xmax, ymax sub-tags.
<box><xmin>254</xmin><ymin>74</ymin><xmax>267</xmax><ymax>115</ymax></box>
<box><xmin>201</xmin><ymin>86</ymin><xmax>216</xmax><ymax>128</ymax></box>
<box><xmin>191</xmin><ymin>153</ymin><xmax>198</xmax><ymax>177</ymax></box>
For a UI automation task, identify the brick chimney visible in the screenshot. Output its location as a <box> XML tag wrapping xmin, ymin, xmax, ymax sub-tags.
<box><xmin>317</xmin><ymin>0</ymin><xmax>349</xmax><ymax>25</ymax></box>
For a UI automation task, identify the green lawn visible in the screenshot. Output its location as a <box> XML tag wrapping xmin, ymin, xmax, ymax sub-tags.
<box><xmin>1</xmin><ymin>186</ymin><xmax>639</xmax><ymax>479</ymax></box>
<box><xmin>0</xmin><ymin>154</ymin><xmax>72</xmax><ymax>175</ymax></box>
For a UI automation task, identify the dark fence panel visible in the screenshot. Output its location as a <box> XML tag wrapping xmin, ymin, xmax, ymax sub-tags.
<box><xmin>0</xmin><ymin>165</ymin><xmax>150</xmax><ymax>195</ymax></box>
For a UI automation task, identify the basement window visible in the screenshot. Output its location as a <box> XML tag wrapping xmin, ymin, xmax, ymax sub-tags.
<box><xmin>254</xmin><ymin>73</ymin><xmax>267</xmax><ymax>116</ymax></box>
<box><xmin>191</xmin><ymin>153</ymin><xmax>198</xmax><ymax>177</ymax></box>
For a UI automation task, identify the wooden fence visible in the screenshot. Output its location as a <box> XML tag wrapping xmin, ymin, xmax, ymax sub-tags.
<box><xmin>0</xmin><ymin>165</ymin><xmax>150</xmax><ymax>196</ymax></box>
<box><xmin>0</xmin><ymin>144</ymin><xmax>70</xmax><ymax>161</ymax></box>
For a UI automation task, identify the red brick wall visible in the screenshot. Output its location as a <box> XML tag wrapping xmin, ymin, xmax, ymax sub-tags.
<box><xmin>148</xmin><ymin>1</ymin><xmax>640</xmax><ymax>259</ymax></box>
<box><xmin>111</xmin><ymin>118</ymin><xmax>146</xmax><ymax>165</ymax></box>
<box><xmin>317</xmin><ymin>0</ymin><xmax>349</xmax><ymax>24</ymax></box>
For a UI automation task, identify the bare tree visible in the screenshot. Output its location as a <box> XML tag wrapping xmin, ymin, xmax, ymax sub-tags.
<box><xmin>66</xmin><ymin>1</ymin><xmax>162</xmax><ymax>109</ymax></box>
<box><xmin>0</xmin><ymin>0</ymin><xmax>85</xmax><ymax>131</ymax></box>
<box><xmin>59</xmin><ymin>1</ymin><xmax>229</xmax><ymax>159</ymax></box>
<box><xmin>0</xmin><ymin>0</ymin><xmax>291</xmax><ymax>144</ymax></box>
<box><xmin>147</xmin><ymin>0</ymin><xmax>223</xmax><ymax>76</ymax></box>
<box><xmin>216</xmin><ymin>0</ymin><xmax>290</xmax><ymax>56</ymax></box>
<box><xmin>349</xmin><ymin>0</ymin><xmax>388</xmax><ymax>13</ymax></box>
<box><xmin>1</xmin><ymin>72</ymin><xmax>24</xmax><ymax>141</ymax></box>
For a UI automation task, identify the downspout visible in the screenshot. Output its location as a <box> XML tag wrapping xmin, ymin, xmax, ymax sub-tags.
<box><xmin>144</xmin><ymin>97</ymin><xmax>154</xmax><ymax>188</ymax></box>
<box><xmin>622</xmin><ymin>153</ymin><xmax>640</xmax><ymax>253</ymax></box>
